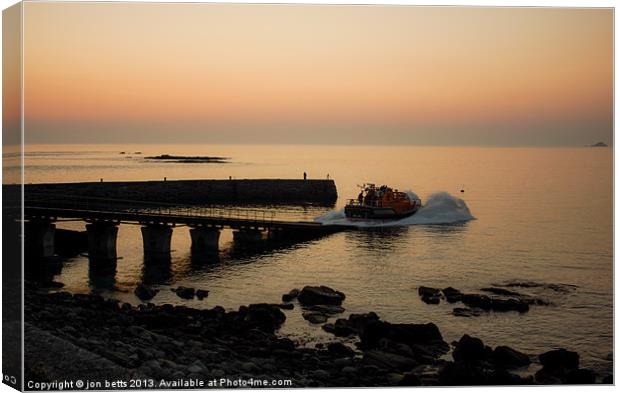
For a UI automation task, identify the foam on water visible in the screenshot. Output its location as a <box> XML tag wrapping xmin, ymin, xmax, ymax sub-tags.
<box><xmin>314</xmin><ymin>191</ymin><xmax>474</xmax><ymax>227</ymax></box>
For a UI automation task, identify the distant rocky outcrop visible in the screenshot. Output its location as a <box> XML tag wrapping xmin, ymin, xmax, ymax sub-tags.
<box><xmin>589</xmin><ymin>142</ymin><xmax>608</xmax><ymax>147</ymax></box>
<box><xmin>144</xmin><ymin>154</ymin><xmax>230</xmax><ymax>163</ymax></box>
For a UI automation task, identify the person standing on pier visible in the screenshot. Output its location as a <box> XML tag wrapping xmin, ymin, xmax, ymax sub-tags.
<box><xmin>303</xmin><ymin>172</ymin><xmax>307</xmax><ymax>180</ymax></box>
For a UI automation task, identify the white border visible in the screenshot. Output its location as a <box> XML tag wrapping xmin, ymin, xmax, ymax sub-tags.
<box><xmin>0</xmin><ymin>2</ymin><xmax>616</xmax><ymax>393</ymax></box>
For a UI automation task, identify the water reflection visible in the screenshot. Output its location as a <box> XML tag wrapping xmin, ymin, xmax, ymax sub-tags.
<box><xmin>190</xmin><ymin>251</ymin><xmax>221</xmax><ymax>266</ymax></box>
<box><xmin>141</xmin><ymin>258</ymin><xmax>173</xmax><ymax>285</ymax></box>
<box><xmin>347</xmin><ymin>226</ymin><xmax>409</xmax><ymax>253</ymax></box>
<box><xmin>88</xmin><ymin>258</ymin><xmax>117</xmax><ymax>291</ymax></box>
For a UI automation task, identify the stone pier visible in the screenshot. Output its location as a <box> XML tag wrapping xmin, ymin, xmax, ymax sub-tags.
<box><xmin>25</xmin><ymin>219</ymin><xmax>56</xmax><ymax>259</ymax></box>
<box><xmin>189</xmin><ymin>226</ymin><xmax>221</xmax><ymax>255</ymax></box>
<box><xmin>86</xmin><ymin>222</ymin><xmax>119</xmax><ymax>261</ymax></box>
<box><xmin>141</xmin><ymin>224</ymin><xmax>173</xmax><ymax>261</ymax></box>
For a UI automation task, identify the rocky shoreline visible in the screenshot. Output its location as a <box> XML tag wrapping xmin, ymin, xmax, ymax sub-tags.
<box><xmin>25</xmin><ymin>283</ymin><xmax>611</xmax><ymax>388</ymax></box>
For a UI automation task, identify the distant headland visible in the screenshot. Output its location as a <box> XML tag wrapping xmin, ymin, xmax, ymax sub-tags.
<box><xmin>588</xmin><ymin>142</ymin><xmax>608</xmax><ymax>147</ymax></box>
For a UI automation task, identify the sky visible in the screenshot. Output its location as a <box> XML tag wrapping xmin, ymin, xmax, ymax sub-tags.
<box><xmin>22</xmin><ymin>3</ymin><xmax>613</xmax><ymax>146</ymax></box>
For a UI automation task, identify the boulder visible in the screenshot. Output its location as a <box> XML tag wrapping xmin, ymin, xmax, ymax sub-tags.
<box><xmin>333</xmin><ymin>319</ymin><xmax>356</xmax><ymax>337</ymax></box>
<box><xmin>173</xmin><ymin>286</ymin><xmax>195</xmax><ymax>299</ymax></box>
<box><xmin>243</xmin><ymin>303</ymin><xmax>286</xmax><ymax>332</ymax></box>
<box><xmin>327</xmin><ymin>342</ymin><xmax>355</xmax><ymax>358</ymax></box>
<box><xmin>443</xmin><ymin>287</ymin><xmax>463</xmax><ymax>303</ymax></box>
<box><xmin>360</xmin><ymin>320</ymin><xmax>447</xmax><ymax>361</ymax></box>
<box><xmin>195</xmin><ymin>289</ymin><xmax>209</xmax><ymax>300</ymax></box>
<box><xmin>302</xmin><ymin>311</ymin><xmax>328</xmax><ymax>324</ymax></box>
<box><xmin>348</xmin><ymin>312</ymin><xmax>380</xmax><ymax>332</ymax></box>
<box><xmin>322</xmin><ymin>323</ymin><xmax>336</xmax><ymax>334</ymax></box>
<box><xmin>134</xmin><ymin>284</ymin><xmax>158</xmax><ymax>301</ymax></box>
<box><xmin>452</xmin><ymin>334</ymin><xmax>486</xmax><ymax>363</ymax></box>
<box><xmin>298</xmin><ymin>286</ymin><xmax>345</xmax><ymax>306</ymax></box>
<box><xmin>398</xmin><ymin>372</ymin><xmax>422</xmax><ymax>386</ymax></box>
<box><xmin>565</xmin><ymin>368</ymin><xmax>596</xmax><ymax>384</ymax></box>
<box><xmin>539</xmin><ymin>349</ymin><xmax>579</xmax><ymax>371</ymax></box>
<box><xmin>492</xmin><ymin>346</ymin><xmax>530</xmax><ymax>368</ymax></box>
<box><xmin>421</xmin><ymin>294</ymin><xmax>441</xmax><ymax>304</ymax></box>
<box><xmin>490</xmin><ymin>298</ymin><xmax>529</xmax><ymax>313</ymax></box>
<box><xmin>461</xmin><ymin>294</ymin><xmax>492</xmax><ymax>310</ymax></box>
<box><xmin>307</xmin><ymin>304</ymin><xmax>345</xmax><ymax>315</ymax></box>
<box><xmin>363</xmin><ymin>350</ymin><xmax>417</xmax><ymax>371</ymax></box>
<box><xmin>282</xmin><ymin>288</ymin><xmax>300</xmax><ymax>302</ymax></box>
<box><xmin>418</xmin><ymin>286</ymin><xmax>441</xmax><ymax>297</ymax></box>
<box><xmin>278</xmin><ymin>303</ymin><xmax>294</xmax><ymax>310</ymax></box>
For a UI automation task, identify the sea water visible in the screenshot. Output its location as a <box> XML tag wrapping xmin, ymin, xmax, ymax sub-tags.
<box><xmin>14</xmin><ymin>144</ymin><xmax>612</xmax><ymax>374</ymax></box>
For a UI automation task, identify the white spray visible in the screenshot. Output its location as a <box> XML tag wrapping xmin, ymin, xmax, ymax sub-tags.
<box><xmin>314</xmin><ymin>191</ymin><xmax>474</xmax><ymax>228</ymax></box>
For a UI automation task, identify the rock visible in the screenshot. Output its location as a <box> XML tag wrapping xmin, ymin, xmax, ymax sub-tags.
<box><xmin>310</xmin><ymin>369</ymin><xmax>330</xmax><ymax>380</ymax></box>
<box><xmin>363</xmin><ymin>350</ymin><xmax>417</xmax><ymax>371</ymax></box>
<box><xmin>134</xmin><ymin>284</ymin><xmax>158</xmax><ymax>301</ymax></box>
<box><xmin>243</xmin><ymin>303</ymin><xmax>286</xmax><ymax>332</ymax></box>
<box><xmin>282</xmin><ymin>288</ymin><xmax>300</xmax><ymax>302</ymax></box>
<box><xmin>539</xmin><ymin>349</ymin><xmax>579</xmax><ymax>370</ymax></box>
<box><xmin>348</xmin><ymin>312</ymin><xmax>380</xmax><ymax>332</ymax></box>
<box><xmin>359</xmin><ymin>321</ymin><xmax>392</xmax><ymax>348</ymax></box>
<box><xmin>492</xmin><ymin>346</ymin><xmax>530</xmax><ymax>368</ymax></box>
<box><xmin>360</xmin><ymin>320</ymin><xmax>448</xmax><ymax>363</ymax></box>
<box><xmin>461</xmin><ymin>294</ymin><xmax>492</xmax><ymax>310</ymax></box>
<box><xmin>461</xmin><ymin>293</ymin><xmax>529</xmax><ymax>313</ymax></box>
<box><xmin>534</xmin><ymin>368</ymin><xmax>564</xmax><ymax>384</ymax></box>
<box><xmin>327</xmin><ymin>342</ymin><xmax>355</xmax><ymax>358</ymax></box>
<box><xmin>278</xmin><ymin>303</ymin><xmax>294</xmax><ymax>310</ymax></box>
<box><xmin>418</xmin><ymin>286</ymin><xmax>441</xmax><ymax>297</ymax></box>
<box><xmin>490</xmin><ymin>298</ymin><xmax>529</xmax><ymax>313</ymax></box>
<box><xmin>195</xmin><ymin>289</ymin><xmax>209</xmax><ymax>300</ymax></box>
<box><xmin>421</xmin><ymin>294</ymin><xmax>441</xmax><ymax>304</ymax></box>
<box><xmin>302</xmin><ymin>311</ymin><xmax>328</xmax><ymax>324</ymax></box>
<box><xmin>333</xmin><ymin>319</ymin><xmax>356</xmax><ymax>337</ymax></box>
<box><xmin>173</xmin><ymin>286</ymin><xmax>195</xmax><ymax>299</ymax></box>
<box><xmin>386</xmin><ymin>323</ymin><xmax>445</xmax><ymax>346</ymax></box>
<box><xmin>398</xmin><ymin>372</ymin><xmax>422</xmax><ymax>386</ymax></box>
<box><xmin>298</xmin><ymin>286</ymin><xmax>345</xmax><ymax>306</ymax></box>
<box><xmin>307</xmin><ymin>304</ymin><xmax>345</xmax><ymax>315</ymax></box>
<box><xmin>565</xmin><ymin>368</ymin><xmax>596</xmax><ymax>384</ymax></box>
<box><xmin>452</xmin><ymin>334</ymin><xmax>486</xmax><ymax>363</ymax></box>
<box><xmin>452</xmin><ymin>307</ymin><xmax>481</xmax><ymax>317</ymax></box>
<box><xmin>187</xmin><ymin>364</ymin><xmax>203</xmax><ymax>373</ymax></box>
<box><xmin>322</xmin><ymin>323</ymin><xmax>336</xmax><ymax>334</ymax></box>
<box><xmin>38</xmin><ymin>281</ymin><xmax>65</xmax><ymax>289</ymax></box>
<box><xmin>602</xmin><ymin>374</ymin><xmax>613</xmax><ymax>384</ymax></box>
<box><xmin>443</xmin><ymin>287</ymin><xmax>463</xmax><ymax>303</ymax></box>
<box><xmin>341</xmin><ymin>366</ymin><xmax>357</xmax><ymax>375</ymax></box>
<box><xmin>240</xmin><ymin>361</ymin><xmax>259</xmax><ymax>372</ymax></box>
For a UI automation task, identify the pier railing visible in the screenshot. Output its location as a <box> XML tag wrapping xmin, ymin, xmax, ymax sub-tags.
<box><xmin>23</xmin><ymin>192</ymin><xmax>277</xmax><ymax>224</ymax></box>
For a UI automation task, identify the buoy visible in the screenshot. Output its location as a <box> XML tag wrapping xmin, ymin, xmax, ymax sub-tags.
<box><xmin>460</xmin><ymin>184</ymin><xmax>465</xmax><ymax>193</ymax></box>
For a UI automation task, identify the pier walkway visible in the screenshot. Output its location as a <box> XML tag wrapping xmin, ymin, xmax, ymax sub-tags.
<box><xmin>20</xmin><ymin>193</ymin><xmax>345</xmax><ymax>262</ymax></box>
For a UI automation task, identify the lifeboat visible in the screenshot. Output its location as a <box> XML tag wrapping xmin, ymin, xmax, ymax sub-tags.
<box><xmin>344</xmin><ymin>184</ymin><xmax>421</xmax><ymax>219</ymax></box>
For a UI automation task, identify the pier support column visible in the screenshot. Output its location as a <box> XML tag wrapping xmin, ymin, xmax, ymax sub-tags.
<box><xmin>25</xmin><ymin>219</ymin><xmax>56</xmax><ymax>259</ymax></box>
<box><xmin>189</xmin><ymin>226</ymin><xmax>220</xmax><ymax>255</ymax></box>
<box><xmin>141</xmin><ymin>224</ymin><xmax>173</xmax><ymax>261</ymax></box>
<box><xmin>86</xmin><ymin>221</ymin><xmax>119</xmax><ymax>261</ymax></box>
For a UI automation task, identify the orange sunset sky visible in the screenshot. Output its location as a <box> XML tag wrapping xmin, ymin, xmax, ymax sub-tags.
<box><xmin>22</xmin><ymin>3</ymin><xmax>612</xmax><ymax>146</ymax></box>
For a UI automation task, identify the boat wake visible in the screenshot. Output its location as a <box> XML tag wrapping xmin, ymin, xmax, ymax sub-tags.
<box><xmin>314</xmin><ymin>191</ymin><xmax>474</xmax><ymax>228</ymax></box>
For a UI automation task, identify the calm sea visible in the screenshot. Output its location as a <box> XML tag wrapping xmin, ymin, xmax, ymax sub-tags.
<box><xmin>17</xmin><ymin>144</ymin><xmax>613</xmax><ymax>374</ymax></box>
